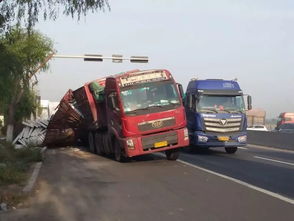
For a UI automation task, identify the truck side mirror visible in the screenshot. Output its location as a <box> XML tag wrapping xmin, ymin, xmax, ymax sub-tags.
<box><xmin>247</xmin><ymin>95</ymin><xmax>252</xmax><ymax>110</ymax></box>
<box><xmin>108</xmin><ymin>92</ymin><xmax>121</xmax><ymax>112</ymax></box>
<box><xmin>112</xmin><ymin>97</ymin><xmax>121</xmax><ymax>112</ymax></box>
<box><xmin>177</xmin><ymin>83</ymin><xmax>184</xmax><ymax>99</ymax></box>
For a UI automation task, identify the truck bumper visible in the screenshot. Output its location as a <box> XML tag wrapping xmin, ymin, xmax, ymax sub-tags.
<box><xmin>190</xmin><ymin>131</ymin><xmax>247</xmax><ymax>148</ymax></box>
<box><xmin>124</xmin><ymin>127</ymin><xmax>189</xmax><ymax>157</ymax></box>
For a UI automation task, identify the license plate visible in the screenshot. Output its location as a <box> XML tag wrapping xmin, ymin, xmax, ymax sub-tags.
<box><xmin>218</xmin><ymin>136</ymin><xmax>229</xmax><ymax>141</ymax></box>
<box><xmin>154</xmin><ymin>141</ymin><xmax>168</xmax><ymax>148</ymax></box>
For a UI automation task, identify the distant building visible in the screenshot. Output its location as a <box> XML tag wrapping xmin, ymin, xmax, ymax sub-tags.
<box><xmin>39</xmin><ymin>100</ymin><xmax>59</xmax><ymax>119</ymax></box>
<box><xmin>246</xmin><ymin>108</ymin><xmax>266</xmax><ymax>127</ymax></box>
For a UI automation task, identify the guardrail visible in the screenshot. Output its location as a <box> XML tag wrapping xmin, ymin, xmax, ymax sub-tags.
<box><xmin>247</xmin><ymin>131</ymin><xmax>294</xmax><ymax>151</ymax></box>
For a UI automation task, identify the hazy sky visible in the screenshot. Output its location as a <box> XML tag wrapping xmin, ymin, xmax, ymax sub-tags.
<box><xmin>36</xmin><ymin>0</ymin><xmax>294</xmax><ymax>118</ymax></box>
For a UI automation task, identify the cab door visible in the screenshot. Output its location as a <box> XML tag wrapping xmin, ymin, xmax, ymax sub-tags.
<box><xmin>105</xmin><ymin>79</ymin><xmax>123</xmax><ymax>137</ymax></box>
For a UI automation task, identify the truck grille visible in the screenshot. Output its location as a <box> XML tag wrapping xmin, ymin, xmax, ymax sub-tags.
<box><xmin>204</xmin><ymin>118</ymin><xmax>242</xmax><ymax>133</ymax></box>
<box><xmin>141</xmin><ymin>131</ymin><xmax>178</xmax><ymax>150</ymax></box>
<box><xmin>138</xmin><ymin>117</ymin><xmax>176</xmax><ymax>132</ymax></box>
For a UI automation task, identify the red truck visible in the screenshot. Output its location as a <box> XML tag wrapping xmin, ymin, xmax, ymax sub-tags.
<box><xmin>46</xmin><ymin>69</ymin><xmax>189</xmax><ymax>161</ymax></box>
<box><xmin>277</xmin><ymin>112</ymin><xmax>294</xmax><ymax>127</ymax></box>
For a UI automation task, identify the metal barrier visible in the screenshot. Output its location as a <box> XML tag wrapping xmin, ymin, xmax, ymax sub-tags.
<box><xmin>247</xmin><ymin>131</ymin><xmax>294</xmax><ymax>151</ymax></box>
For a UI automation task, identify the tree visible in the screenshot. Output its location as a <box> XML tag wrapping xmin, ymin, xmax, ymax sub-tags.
<box><xmin>0</xmin><ymin>27</ymin><xmax>54</xmax><ymax>141</ymax></box>
<box><xmin>0</xmin><ymin>0</ymin><xmax>109</xmax><ymax>33</ymax></box>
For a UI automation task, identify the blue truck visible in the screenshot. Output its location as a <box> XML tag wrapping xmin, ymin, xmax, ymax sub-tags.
<box><xmin>184</xmin><ymin>79</ymin><xmax>252</xmax><ymax>154</ymax></box>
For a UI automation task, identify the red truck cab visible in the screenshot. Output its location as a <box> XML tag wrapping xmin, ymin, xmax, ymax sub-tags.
<box><xmin>85</xmin><ymin>69</ymin><xmax>189</xmax><ymax>161</ymax></box>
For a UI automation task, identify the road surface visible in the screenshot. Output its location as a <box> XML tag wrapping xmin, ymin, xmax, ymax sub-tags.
<box><xmin>1</xmin><ymin>145</ymin><xmax>293</xmax><ymax>221</ymax></box>
<box><xmin>180</xmin><ymin>145</ymin><xmax>294</xmax><ymax>198</ymax></box>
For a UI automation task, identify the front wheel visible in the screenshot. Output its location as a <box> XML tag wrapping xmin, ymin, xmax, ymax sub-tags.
<box><xmin>225</xmin><ymin>147</ymin><xmax>238</xmax><ymax>154</ymax></box>
<box><xmin>114</xmin><ymin>140</ymin><xmax>127</xmax><ymax>162</ymax></box>
<box><xmin>165</xmin><ymin>149</ymin><xmax>180</xmax><ymax>160</ymax></box>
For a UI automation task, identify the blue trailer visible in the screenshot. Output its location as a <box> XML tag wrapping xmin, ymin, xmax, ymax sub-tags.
<box><xmin>184</xmin><ymin>79</ymin><xmax>252</xmax><ymax>154</ymax></box>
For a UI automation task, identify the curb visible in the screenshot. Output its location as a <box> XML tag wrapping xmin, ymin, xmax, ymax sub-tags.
<box><xmin>22</xmin><ymin>162</ymin><xmax>43</xmax><ymax>193</ymax></box>
<box><xmin>22</xmin><ymin>146</ymin><xmax>47</xmax><ymax>193</ymax></box>
<box><xmin>40</xmin><ymin>146</ymin><xmax>47</xmax><ymax>160</ymax></box>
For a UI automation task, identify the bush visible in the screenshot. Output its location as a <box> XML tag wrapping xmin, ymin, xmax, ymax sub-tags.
<box><xmin>15</xmin><ymin>147</ymin><xmax>42</xmax><ymax>164</ymax></box>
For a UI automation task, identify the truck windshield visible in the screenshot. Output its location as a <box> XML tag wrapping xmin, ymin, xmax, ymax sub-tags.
<box><xmin>120</xmin><ymin>82</ymin><xmax>180</xmax><ymax>115</ymax></box>
<box><xmin>197</xmin><ymin>95</ymin><xmax>245</xmax><ymax>113</ymax></box>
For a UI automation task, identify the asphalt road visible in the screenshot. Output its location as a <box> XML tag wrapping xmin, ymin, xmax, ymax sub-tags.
<box><xmin>179</xmin><ymin>144</ymin><xmax>294</xmax><ymax>198</ymax></box>
<box><xmin>1</xmin><ymin>145</ymin><xmax>293</xmax><ymax>221</ymax></box>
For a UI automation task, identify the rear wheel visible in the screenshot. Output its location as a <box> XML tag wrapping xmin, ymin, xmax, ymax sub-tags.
<box><xmin>225</xmin><ymin>147</ymin><xmax>237</xmax><ymax>154</ymax></box>
<box><xmin>102</xmin><ymin>134</ymin><xmax>111</xmax><ymax>155</ymax></box>
<box><xmin>88</xmin><ymin>132</ymin><xmax>96</xmax><ymax>153</ymax></box>
<box><xmin>165</xmin><ymin>149</ymin><xmax>180</xmax><ymax>160</ymax></box>
<box><xmin>114</xmin><ymin>140</ymin><xmax>126</xmax><ymax>162</ymax></box>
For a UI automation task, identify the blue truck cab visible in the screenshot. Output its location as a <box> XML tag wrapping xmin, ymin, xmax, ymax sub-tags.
<box><xmin>184</xmin><ymin>79</ymin><xmax>252</xmax><ymax>154</ymax></box>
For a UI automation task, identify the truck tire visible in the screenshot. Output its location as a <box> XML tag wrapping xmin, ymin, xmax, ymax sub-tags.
<box><xmin>94</xmin><ymin>132</ymin><xmax>103</xmax><ymax>155</ymax></box>
<box><xmin>225</xmin><ymin>147</ymin><xmax>237</xmax><ymax>154</ymax></box>
<box><xmin>114</xmin><ymin>140</ymin><xmax>126</xmax><ymax>162</ymax></box>
<box><xmin>88</xmin><ymin>132</ymin><xmax>96</xmax><ymax>154</ymax></box>
<box><xmin>165</xmin><ymin>149</ymin><xmax>180</xmax><ymax>160</ymax></box>
<box><xmin>102</xmin><ymin>133</ymin><xmax>111</xmax><ymax>155</ymax></box>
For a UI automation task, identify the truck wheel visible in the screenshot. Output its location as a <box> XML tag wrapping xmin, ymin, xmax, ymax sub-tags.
<box><xmin>103</xmin><ymin>134</ymin><xmax>111</xmax><ymax>155</ymax></box>
<box><xmin>94</xmin><ymin>133</ymin><xmax>103</xmax><ymax>155</ymax></box>
<box><xmin>88</xmin><ymin>132</ymin><xmax>96</xmax><ymax>153</ymax></box>
<box><xmin>114</xmin><ymin>141</ymin><xmax>126</xmax><ymax>162</ymax></box>
<box><xmin>165</xmin><ymin>149</ymin><xmax>180</xmax><ymax>160</ymax></box>
<box><xmin>225</xmin><ymin>147</ymin><xmax>237</xmax><ymax>154</ymax></box>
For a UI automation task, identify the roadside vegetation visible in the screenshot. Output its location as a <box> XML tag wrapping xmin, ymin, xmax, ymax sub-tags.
<box><xmin>0</xmin><ymin>141</ymin><xmax>42</xmax><ymax>207</ymax></box>
<box><xmin>0</xmin><ymin>0</ymin><xmax>109</xmax><ymax>142</ymax></box>
<box><xmin>0</xmin><ymin>27</ymin><xmax>54</xmax><ymax>142</ymax></box>
<box><xmin>0</xmin><ymin>141</ymin><xmax>42</xmax><ymax>185</ymax></box>
<box><xmin>0</xmin><ymin>0</ymin><xmax>110</xmax><ymax>209</ymax></box>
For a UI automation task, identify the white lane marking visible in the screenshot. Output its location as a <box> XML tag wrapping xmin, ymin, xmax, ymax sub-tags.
<box><xmin>247</xmin><ymin>144</ymin><xmax>294</xmax><ymax>153</ymax></box>
<box><xmin>238</xmin><ymin>147</ymin><xmax>248</xmax><ymax>150</ymax></box>
<box><xmin>254</xmin><ymin>156</ymin><xmax>294</xmax><ymax>167</ymax></box>
<box><xmin>176</xmin><ymin>159</ymin><xmax>294</xmax><ymax>205</ymax></box>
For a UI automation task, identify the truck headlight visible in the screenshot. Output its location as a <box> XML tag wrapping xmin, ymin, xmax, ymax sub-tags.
<box><xmin>126</xmin><ymin>139</ymin><xmax>135</xmax><ymax>149</ymax></box>
<box><xmin>184</xmin><ymin>128</ymin><xmax>189</xmax><ymax>140</ymax></box>
<box><xmin>238</xmin><ymin>135</ymin><xmax>247</xmax><ymax>143</ymax></box>
<box><xmin>198</xmin><ymin>135</ymin><xmax>208</xmax><ymax>142</ymax></box>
